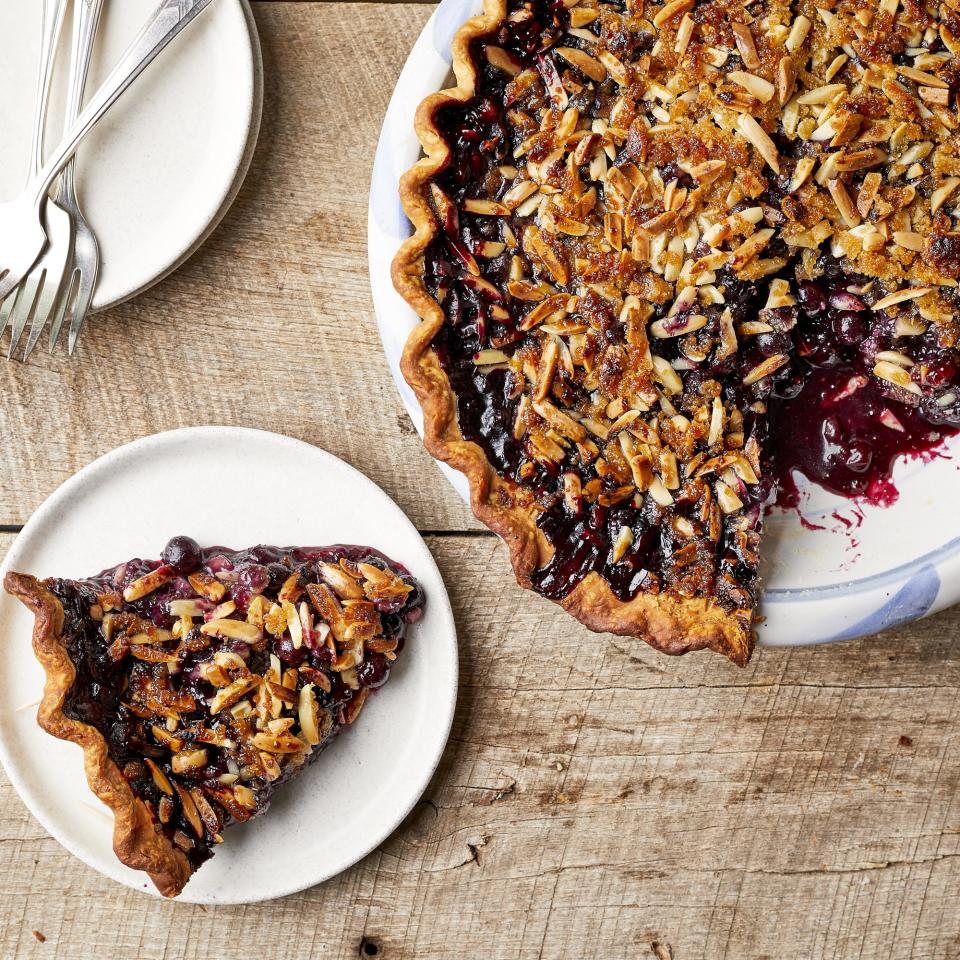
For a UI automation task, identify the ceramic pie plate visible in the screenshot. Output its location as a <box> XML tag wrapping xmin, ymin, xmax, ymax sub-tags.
<box><xmin>367</xmin><ymin>0</ymin><xmax>960</xmax><ymax>648</ymax></box>
<box><xmin>0</xmin><ymin>427</ymin><xmax>458</xmax><ymax>903</ymax></box>
<box><xmin>0</xmin><ymin>0</ymin><xmax>262</xmax><ymax>312</ymax></box>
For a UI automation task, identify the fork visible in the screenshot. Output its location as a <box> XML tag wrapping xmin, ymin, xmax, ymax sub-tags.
<box><xmin>42</xmin><ymin>0</ymin><xmax>106</xmax><ymax>357</ymax></box>
<box><xmin>3</xmin><ymin>0</ymin><xmax>72</xmax><ymax>359</ymax></box>
<box><xmin>0</xmin><ymin>0</ymin><xmax>218</xmax><ymax>311</ymax></box>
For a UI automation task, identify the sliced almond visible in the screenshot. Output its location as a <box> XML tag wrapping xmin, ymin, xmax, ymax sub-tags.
<box><xmin>731</xmin><ymin>23</ymin><xmax>761</xmax><ymax>70</ymax></box>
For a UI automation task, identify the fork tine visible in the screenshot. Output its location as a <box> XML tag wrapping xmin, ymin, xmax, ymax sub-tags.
<box><xmin>7</xmin><ymin>274</ymin><xmax>44</xmax><ymax>359</ymax></box>
<box><xmin>67</xmin><ymin>268</ymin><xmax>96</xmax><ymax>355</ymax></box>
<box><xmin>48</xmin><ymin>268</ymin><xmax>78</xmax><ymax>354</ymax></box>
<box><xmin>0</xmin><ymin>289</ymin><xmax>17</xmax><ymax>342</ymax></box>
<box><xmin>24</xmin><ymin>262</ymin><xmax>68</xmax><ymax>359</ymax></box>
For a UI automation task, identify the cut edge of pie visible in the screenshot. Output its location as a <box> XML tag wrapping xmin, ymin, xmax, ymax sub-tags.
<box><xmin>6</xmin><ymin>571</ymin><xmax>193</xmax><ymax>897</ymax></box>
<box><xmin>392</xmin><ymin>0</ymin><xmax>752</xmax><ymax>664</ymax></box>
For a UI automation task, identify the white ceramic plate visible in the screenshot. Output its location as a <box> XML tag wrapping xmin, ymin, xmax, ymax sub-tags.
<box><xmin>0</xmin><ymin>427</ymin><xmax>458</xmax><ymax>904</ymax></box>
<box><xmin>367</xmin><ymin>0</ymin><xmax>960</xmax><ymax>647</ymax></box>
<box><xmin>0</xmin><ymin>0</ymin><xmax>262</xmax><ymax>311</ymax></box>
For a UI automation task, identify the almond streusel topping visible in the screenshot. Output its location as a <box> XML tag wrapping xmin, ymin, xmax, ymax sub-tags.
<box><xmin>419</xmin><ymin>0</ymin><xmax>960</xmax><ymax>612</ymax></box>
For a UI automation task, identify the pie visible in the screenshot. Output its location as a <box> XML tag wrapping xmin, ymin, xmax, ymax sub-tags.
<box><xmin>392</xmin><ymin>0</ymin><xmax>960</xmax><ymax>664</ymax></box>
<box><xmin>4</xmin><ymin>536</ymin><xmax>425</xmax><ymax>897</ymax></box>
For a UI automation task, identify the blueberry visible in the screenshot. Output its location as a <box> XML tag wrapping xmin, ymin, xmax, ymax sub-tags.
<box><xmin>756</xmin><ymin>331</ymin><xmax>790</xmax><ymax>357</ymax></box>
<box><xmin>828</xmin><ymin>289</ymin><xmax>867</xmax><ymax>312</ymax></box>
<box><xmin>822</xmin><ymin>416</ymin><xmax>843</xmax><ymax>444</ymax></box>
<box><xmin>266</xmin><ymin>563</ymin><xmax>290</xmax><ymax>593</ymax></box>
<box><xmin>275</xmin><ymin>636</ymin><xmax>306</xmax><ymax>666</ymax></box>
<box><xmin>832</xmin><ymin>310</ymin><xmax>868</xmax><ymax>346</ymax></box>
<box><xmin>161</xmin><ymin>536</ymin><xmax>202</xmax><ymax>576</ymax></box>
<box><xmin>357</xmin><ymin>653</ymin><xmax>390</xmax><ymax>689</ymax></box>
<box><xmin>924</xmin><ymin>357</ymin><xmax>957</xmax><ymax>388</ymax></box>
<box><xmin>798</xmin><ymin>281</ymin><xmax>827</xmax><ymax>315</ymax></box>
<box><xmin>237</xmin><ymin>563</ymin><xmax>269</xmax><ymax>595</ymax></box>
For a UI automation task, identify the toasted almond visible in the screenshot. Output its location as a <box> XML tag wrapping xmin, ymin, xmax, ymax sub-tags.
<box><xmin>736</xmin><ymin>115</ymin><xmax>780</xmax><ymax>173</ymax></box>
<box><xmin>485</xmin><ymin>45</ymin><xmax>522</xmax><ymax>75</ymax></box>
<box><xmin>827</xmin><ymin>178</ymin><xmax>860</xmax><ymax>227</ymax></box>
<box><xmin>650</xmin><ymin>314</ymin><xmax>708</xmax><ymax>337</ymax></box>
<box><xmin>555</xmin><ymin>47</ymin><xmax>605</xmax><ymax>82</ymax></box>
<box><xmin>611</xmin><ymin>526</ymin><xmax>634</xmax><ymax>563</ymax></box>
<box><xmin>785</xmin><ymin>15</ymin><xmax>811</xmax><ymax>54</ymax></box>
<box><xmin>123</xmin><ymin>566</ymin><xmax>174</xmax><ymax>603</ymax></box>
<box><xmin>875</xmin><ymin>350</ymin><xmax>914</xmax><ymax>368</ymax></box>
<box><xmin>200</xmin><ymin>618</ymin><xmax>262</xmax><ymax>642</ymax></box>
<box><xmin>731</xmin><ymin>23</ymin><xmax>760</xmax><ymax>70</ymax></box>
<box><xmin>534</xmin><ymin>339</ymin><xmax>560</xmax><ymax>401</ymax></box>
<box><xmin>728</xmin><ymin>71</ymin><xmax>776</xmax><ymax>103</ymax></box>
<box><xmin>897</xmin><ymin>65</ymin><xmax>949</xmax><ymax>89</ymax></box>
<box><xmin>931</xmin><ymin>178</ymin><xmax>960</xmax><ymax>216</ymax></box>
<box><xmin>715</xmin><ymin>480</ymin><xmax>744</xmax><ymax>514</ymax></box>
<box><xmin>892</xmin><ymin>230</ymin><xmax>925</xmax><ymax>252</ymax></box>
<box><xmin>169</xmin><ymin>599</ymin><xmax>207</xmax><ymax>618</ymax></box>
<box><xmin>743</xmin><ymin>353</ymin><xmax>789</xmax><ymax>385</ymax></box>
<box><xmin>874</xmin><ymin>360</ymin><xmax>922</xmax><ymax>394</ymax></box>
<box><xmin>171</xmin><ymin>748</ymin><xmax>208</xmax><ymax>775</ymax></box>
<box><xmin>462</xmin><ymin>198</ymin><xmax>510</xmax><ymax>216</ymax></box>
<box><xmin>189</xmin><ymin>571</ymin><xmax>226</xmax><ymax>602</ymax></box>
<box><xmin>777</xmin><ymin>56</ymin><xmax>797</xmax><ymax>105</ymax></box>
<box><xmin>919</xmin><ymin>85</ymin><xmax>950</xmax><ymax>106</ymax></box>
<box><xmin>653</xmin><ymin>0</ymin><xmax>694</xmax><ymax>27</ymax></box>
<box><xmin>647</xmin><ymin>476</ymin><xmax>674</xmax><ymax>506</ymax></box>
<box><xmin>569</xmin><ymin>6</ymin><xmax>599</xmax><ymax>26</ymax></box>
<box><xmin>796</xmin><ymin>82</ymin><xmax>846</xmax><ymax>105</ymax></box>
<box><xmin>597</xmin><ymin>49</ymin><xmax>628</xmax><ymax>85</ymax></box>
<box><xmin>872</xmin><ymin>287</ymin><xmax>931</xmax><ymax>310</ymax></box>
<box><xmin>145</xmin><ymin>759</ymin><xmax>174</xmax><ymax>796</ymax></box>
<box><xmin>674</xmin><ymin>13</ymin><xmax>695</xmax><ymax>55</ymax></box>
<box><xmin>532</xmin><ymin>399</ymin><xmax>587</xmax><ymax>442</ymax></box>
<box><xmin>208</xmin><ymin>676</ymin><xmax>259</xmax><ymax>714</ymax></box>
<box><xmin>298</xmin><ymin>684</ymin><xmax>322</xmax><ymax>747</ymax></box>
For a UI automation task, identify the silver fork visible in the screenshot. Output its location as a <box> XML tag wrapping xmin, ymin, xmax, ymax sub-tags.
<box><xmin>0</xmin><ymin>0</ymin><xmax>218</xmax><ymax>311</ymax></box>
<box><xmin>43</xmin><ymin>0</ymin><xmax>106</xmax><ymax>356</ymax></box>
<box><xmin>3</xmin><ymin>0</ymin><xmax>72</xmax><ymax>359</ymax></box>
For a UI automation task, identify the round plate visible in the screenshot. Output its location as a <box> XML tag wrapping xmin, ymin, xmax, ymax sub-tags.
<box><xmin>0</xmin><ymin>0</ymin><xmax>262</xmax><ymax>311</ymax></box>
<box><xmin>367</xmin><ymin>0</ymin><xmax>960</xmax><ymax>648</ymax></box>
<box><xmin>0</xmin><ymin>427</ymin><xmax>458</xmax><ymax>903</ymax></box>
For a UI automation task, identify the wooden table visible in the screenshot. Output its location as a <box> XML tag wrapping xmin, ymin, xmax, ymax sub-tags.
<box><xmin>2</xmin><ymin>4</ymin><xmax>959</xmax><ymax>958</ymax></box>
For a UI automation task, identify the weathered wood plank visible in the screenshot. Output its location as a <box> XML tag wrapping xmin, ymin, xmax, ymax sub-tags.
<box><xmin>0</xmin><ymin>2</ymin><xmax>475</xmax><ymax>533</ymax></box>
<box><xmin>1</xmin><ymin>532</ymin><xmax>959</xmax><ymax>960</ymax></box>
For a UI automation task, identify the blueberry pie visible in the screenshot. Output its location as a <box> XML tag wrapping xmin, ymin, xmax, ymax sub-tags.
<box><xmin>393</xmin><ymin>0</ymin><xmax>960</xmax><ymax>663</ymax></box>
<box><xmin>4</xmin><ymin>537</ymin><xmax>425</xmax><ymax>896</ymax></box>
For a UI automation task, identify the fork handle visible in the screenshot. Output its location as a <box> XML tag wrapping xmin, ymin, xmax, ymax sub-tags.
<box><xmin>31</xmin><ymin>0</ymin><xmax>218</xmax><ymax>208</ymax></box>
<box><xmin>30</xmin><ymin>0</ymin><xmax>70</xmax><ymax>176</ymax></box>
<box><xmin>56</xmin><ymin>0</ymin><xmax>106</xmax><ymax>202</ymax></box>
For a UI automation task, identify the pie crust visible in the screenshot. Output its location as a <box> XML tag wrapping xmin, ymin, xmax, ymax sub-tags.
<box><xmin>6</xmin><ymin>572</ymin><xmax>193</xmax><ymax>897</ymax></box>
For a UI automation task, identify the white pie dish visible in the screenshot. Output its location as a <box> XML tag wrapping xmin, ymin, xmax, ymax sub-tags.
<box><xmin>0</xmin><ymin>427</ymin><xmax>458</xmax><ymax>903</ymax></box>
<box><xmin>0</xmin><ymin>0</ymin><xmax>262</xmax><ymax>312</ymax></box>
<box><xmin>367</xmin><ymin>0</ymin><xmax>960</xmax><ymax>648</ymax></box>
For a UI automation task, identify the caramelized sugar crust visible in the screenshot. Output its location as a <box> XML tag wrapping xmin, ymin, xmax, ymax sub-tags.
<box><xmin>5</xmin><ymin>540</ymin><xmax>424</xmax><ymax>896</ymax></box>
<box><xmin>394</xmin><ymin>0</ymin><xmax>960</xmax><ymax>662</ymax></box>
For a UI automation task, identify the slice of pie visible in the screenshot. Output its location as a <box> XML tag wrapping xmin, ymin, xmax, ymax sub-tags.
<box><xmin>393</xmin><ymin>0</ymin><xmax>960</xmax><ymax>664</ymax></box>
<box><xmin>4</xmin><ymin>537</ymin><xmax>425</xmax><ymax>897</ymax></box>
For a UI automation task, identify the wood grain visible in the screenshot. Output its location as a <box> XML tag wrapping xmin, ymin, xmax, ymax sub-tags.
<box><xmin>2</xmin><ymin>525</ymin><xmax>960</xmax><ymax>959</ymax></box>
<box><xmin>2</xmin><ymin>3</ymin><xmax>960</xmax><ymax>959</ymax></box>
